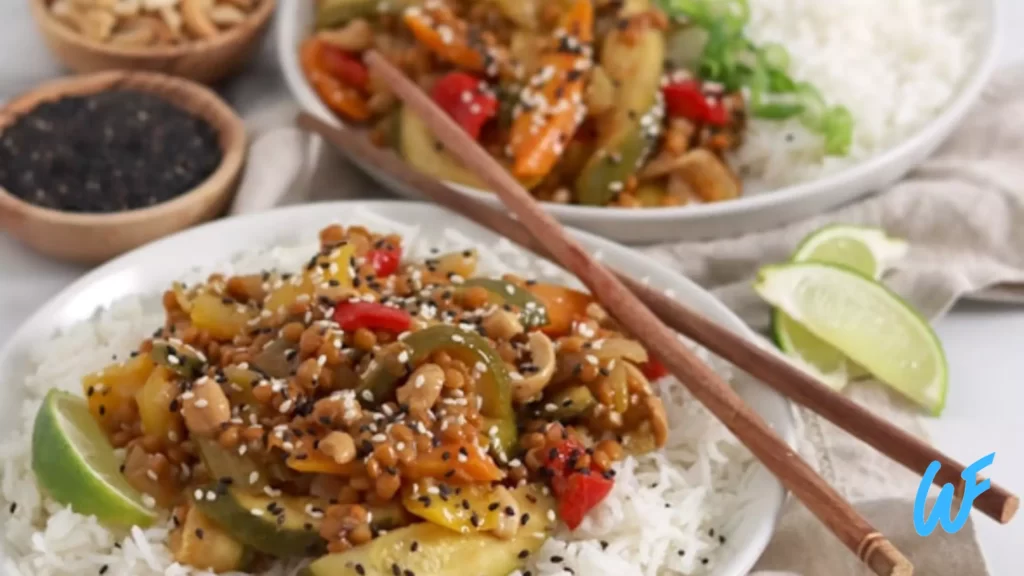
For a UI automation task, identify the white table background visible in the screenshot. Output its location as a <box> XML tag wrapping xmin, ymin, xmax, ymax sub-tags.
<box><xmin>2</xmin><ymin>2</ymin><xmax>1023</xmax><ymax>574</ymax></box>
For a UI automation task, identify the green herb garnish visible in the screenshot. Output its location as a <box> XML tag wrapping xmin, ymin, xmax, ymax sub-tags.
<box><xmin>658</xmin><ymin>0</ymin><xmax>854</xmax><ymax>155</ymax></box>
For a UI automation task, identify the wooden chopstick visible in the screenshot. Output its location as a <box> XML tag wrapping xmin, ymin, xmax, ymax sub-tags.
<box><xmin>297</xmin><ymin>107</ymin><xmax>1020</xmax><ymax>528</ymax></box>
<box><xmin>359</xmin><ymin>50</ymin><xmax>911</xmax><ymax>576</ymax></box>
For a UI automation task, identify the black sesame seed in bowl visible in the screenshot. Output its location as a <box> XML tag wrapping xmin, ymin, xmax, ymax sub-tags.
<box><xmin>0</xmin><ymin>90</ymin><xmax>222</xmax><ymax>214</ymax></box>
<box><xmin>0</xmin><ymin>71</ymin><xmax>246</xmax><ymax>264</ymax></box>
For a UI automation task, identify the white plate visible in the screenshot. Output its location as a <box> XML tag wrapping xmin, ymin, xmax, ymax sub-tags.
<box><xmin>277</xmin><ymin>1</ymin><xmax>999</xmax><ymax>244</ymax></box>
<box><xmin>0</xmin><ymin>201</ymin><xmax>793</xmax><ymax>575</ymax></box>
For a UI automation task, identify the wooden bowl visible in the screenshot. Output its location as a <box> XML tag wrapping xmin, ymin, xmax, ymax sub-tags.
<box><xmin>29</xmin><ymin>0</ymin><xmax>277</xmax><ymax>85</ymax></box>
<box><xmin>0</xmin><ymin>70</ymin><xmax>247</xmax><ymax>264</ymax></box>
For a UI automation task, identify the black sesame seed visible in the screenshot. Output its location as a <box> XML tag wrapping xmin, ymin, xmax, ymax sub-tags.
<box><xmin>355</xmin><ymin>564</ymin><xmax>366</xmax><ymax>575</ymax></box>
<box><xmin>0</xmin><ymin>91</ymin><xmax>222</xmax><ymax>213</ymax></box>
<box><xmin>518</xmin><ymin>549</ymin><xmax>530</xmax><ymax>559</ymax></box>
<box><xmin>677</xmin><ymin>549</ymin><xmax>685</xmax><ymax>556</ymax></box>
<box><xmin>520</xmin><ymin>513</ymin><xmax>531</xmax><ymax>526</ymax></box>
<box><xmin>411</xmin><ymin>541</ymin><xmax>420</xmax><ymax>552</ymax></box>
<box><xmin>488</xmin><ymin>502</ymin><xmax>500</xmax><ymax>511</ymax></box>
<box><xmin>8</xmin><ymin>502</ymin><xmax>16</xmax><ymax>514</ymax></box>
<box><xmin>195</xmin><ymin>528</ymin><xmax>204</xmax><ymax>540</ymax></box>
<box><xmin>99</xmin><ymin>566</ymin><xmax>109</xmax><ymax>575</ymax></box>
<box><xmin>600</xmin><ymin>540</ymin><xmax>609</xmax><ymax>550</ymax></box>
<box><xmin>551</xmin><ymin>555</ymin><xmax>564</xmax><ymax>563</ymax></box>
<box><xmin>392</xmin><ymin>563</ymin><xmax>401</xmax><ymax>576</ymax></box>
<box><xmin>701</xmin><ymin>558</ymin><xmax>709</xmax><ymax>565</ymax></box>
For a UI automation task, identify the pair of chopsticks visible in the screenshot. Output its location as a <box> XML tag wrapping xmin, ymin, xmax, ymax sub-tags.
<box><xmin>298</xmin><ymin>51</ymin><xmax>1018</xmax><ymax>576</ymax></box>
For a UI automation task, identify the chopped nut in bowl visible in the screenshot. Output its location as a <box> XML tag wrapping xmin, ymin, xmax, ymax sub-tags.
<box><xmin>30</xmin><ymin>0</ymin><xmax>277</xmax><ymax>85</ymax></box>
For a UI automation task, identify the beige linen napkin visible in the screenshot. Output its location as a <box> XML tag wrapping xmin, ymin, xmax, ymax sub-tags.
<box><xmin>225</xmin><ymin>67</ymin><xmax>1024</xmax><ymax>576</ymax></box>
<box><xmin>644</xmin><ymin>66</ymin><xmax>1024</xmax><ymax>331</ymax></box>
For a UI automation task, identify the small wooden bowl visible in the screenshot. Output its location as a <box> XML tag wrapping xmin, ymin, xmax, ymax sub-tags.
<box><xmin>30</xmin><ymin>0</ymin><xmax>277</xmax><ymax>85</ymax></box>
<box><xmin>0</xmin><ymin>70</ymin><xmax>247</xmax><ymax>264</ymax></box>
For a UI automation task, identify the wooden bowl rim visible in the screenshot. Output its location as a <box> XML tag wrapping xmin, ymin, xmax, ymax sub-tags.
<box><xmin>30</xmin><ymin>0</ymin><xmax>277</xmax><ymax>59</ymax></box>
<box><xmin>0</xmin><ymin>70</ymin><xmax>247</xmax><ymax>228</ymax></box>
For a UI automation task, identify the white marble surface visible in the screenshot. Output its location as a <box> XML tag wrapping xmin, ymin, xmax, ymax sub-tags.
<box><xmin>1</xmin><ymin>2</ymin><xmax>1023</xmax><ymax>575</ymax></box>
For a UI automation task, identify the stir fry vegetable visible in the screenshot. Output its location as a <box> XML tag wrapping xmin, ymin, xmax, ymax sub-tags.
<box><xmin>36</xmin><ymin>223</ymin><xmax>671</xmax><ymax>574</ymax></box>
<box><xmin>305</xmin><ymin>0</ymin><xmax>855</xmax><ymax>207</ymax></box>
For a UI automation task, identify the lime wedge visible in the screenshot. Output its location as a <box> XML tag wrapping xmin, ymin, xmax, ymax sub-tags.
<box><xmin>755</xmin><ymin>263</ymin><xmax>947</xmax><ymax>414</ymax></box>
<box><xmin>32</xmin><ymin>390</ymin><xmax>158</xmax><ymax>527</ymax></box>
<box><xmin>774</xmin><ymin>226</ymin><xmax>907</xmax><ymax>388</ymax></box>
<box><xmin>772</xmin><ymin>312</ymin><xmax>851</xmax><ymax>390</ymax></box>
<box><xmin>791</xmin><ymin>224</ymin><xmax>908</xmax><ymax>279</ymax></box>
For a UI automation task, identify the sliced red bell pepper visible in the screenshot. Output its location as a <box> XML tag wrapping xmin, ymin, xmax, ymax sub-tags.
<box><xmin>333</xmin><ymin>301</ymin><xmax>411</xmax><ymax>332</ymax></box>
<box><xmin>558</xmin><ymin>472</ymin><xmax>614</xmax><ymax>530</ymax></box>
<box><xmin>367</xmin><ymin>245</ymin><xmax>402</xmax><ymax>277</ymax></box>
<box><xmin>541</xmin><ymin>437</ymin><xmax>614</xmax><ymax>528</ymax></box>
<box><xmin>662</xmin><ymin>80</ymin><xmax>729</xmax><ymax>126</ymax></box>
<box><xmin>543</xmin><ymin>437</ymin><xmax>587</xmax><ymax>479</ymax></box>
<box><xmin>640</xmin><ymin>357</ymin><xmax>670</xmax><ymax>381</ymax></box>
<box><xmin>318</xmin><ymin>45</ymin><xmax>370</xmax><ymax>90</ymax></box>
<box><xmin>300</xmin><ymin>38</ymin><xmax>371</xmax><ymax>121</ymax></box>
<box><xmin>431</xmin><ymin>72</ymin><xmax>498</xmax><ymax>140</ymax></box>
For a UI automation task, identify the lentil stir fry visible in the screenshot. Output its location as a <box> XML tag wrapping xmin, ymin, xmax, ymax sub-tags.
<box><xmin>69</xmin><ymin>224</ymin><xmax>669</xmax><ymax>573</ymax></box>
<box><xmin>301</xmin><ymin>0</ymin><xmax>852</xmax><ymax>208</ymax></box>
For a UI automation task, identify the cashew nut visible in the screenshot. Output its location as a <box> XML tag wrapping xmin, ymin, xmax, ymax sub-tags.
<box><xmin>210</xmin><ymin>4</ymin><xmax>246</xmax><ymax>27</ymax></box>
<box><xmin>76</xmin><ymin>8</ymin><xmax>118</xmax><ymax>41</ymax></box>
<box><xmin>667</xmin><ymin>172</ymin><xmax>700</xmax><ymax>205</ymax></box>
<box><xmin>512</xmin><ymin>332</ymin><xmax>556</xmax><ymax>404</ymax></box>
<box><xmin>674</xmin><ymin>148</ymin><xmax>740</xmax><ymax>203</ymax></box>
<box><xmin>316</xmin><ymin>18</ymin><xmax>375</xmax><ymax>52</ymax></box>
<box><xmin>112</xmin><ymin>0</ymin><xmax>141</xmax><ymax>17</ymax></box>
<box><xmin>319</xmin><ymin>431</ymin><xmax>357</xmax><ymax>465</ymax></box>
<box><xmin>110</xmin><ymin>16</ymin><xmax>159</xmax><ymax>46</ymax></box>
<box><xmin>482</xmin><ymin>308</ymin><xmax>524</xmax><ymax>342</ymax></box>
<box><xmin>396</xmin><ymin>363</ymin><xmax>445</xmax><ymax>411</ymax></box>
<box><xmin>181</xmin><ymin>377</ymin><xmax>231</xmax><ymax>437</ymax></box>
<box><xmin>181</xmin><ymin>0</ymin><xmax>218</xmax><ymax>39</ymax></box>
<box><xmin>158</xmin><ymin>6</ymin><xmax>183</xmax><ymax>39</ymax></box>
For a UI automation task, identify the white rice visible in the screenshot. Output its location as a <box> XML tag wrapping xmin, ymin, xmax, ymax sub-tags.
<box><xmin>732</xmin><ymin>0</ymin><xmax>981</xmax><ymax>191</ymax></box>
<box><xmin>0</xmin><ymin>215</ymin><xmax>753</xmax><ymax>575</ymax></box>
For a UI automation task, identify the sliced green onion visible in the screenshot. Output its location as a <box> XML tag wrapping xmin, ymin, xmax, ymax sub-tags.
<box><xmin>821</xmin><ymin>106</ymin><xmax>854</xmax><ymax>155</ymax></box>
<box><xmin>760</xmin><ymin>42</ymin><xmax>789</xmax><ymax>70</ymax></box>
<box><xmin>658</xmin><ymin>0</ymin><xmax>854</xmax><ymax>156</ymax></box>
<box><xmin>753</xmin><ymin>102</ymin><xmax>805</xmax><ymax>119</ymax></box>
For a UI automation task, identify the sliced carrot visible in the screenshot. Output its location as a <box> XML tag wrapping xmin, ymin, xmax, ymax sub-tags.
<box><xmin>402</xmin><ymin>441</ymin><xmax>505</xmax><ymax>484</ymax></box>
<box><xmin>508</xmin><ymin>0</ymin><xmax>593</xmax><ymax>182</ymax></box>
<box><xmin>301</xmin><ymin>38</ymin><xmax>371</xmax><ymax>121</ymax></box>
<box><xmin>526</xmin><ymin>282</ymin><xmax>594</xmax><ymax>337</ymax></box>
<box><xmin>403</xmin><ymin>3</ymin><xmax>504</xmax><ymax>74</ymax></box>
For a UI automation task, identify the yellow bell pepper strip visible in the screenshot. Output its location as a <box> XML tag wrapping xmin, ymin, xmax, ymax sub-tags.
<box><xmin>506</xmin><ymin>0</ymin><xmax>594</xmax><ymax>182</ymax></box>
<box><xmin>357</xmin><ymin>325</ymin><xmax>518</xmax><ymax>459</ymax></box>
<box><xmin>403</xmin><ymin>1</ymin><xmax>507</xmax><ymax>76</ymax></box>
<box><xmin>402</xmin><ymin>441</ymin><xmax>505</xmax><ymax>484</ymax></box>
<box><xmin>300</xmin><ymin>38</ymin><xmax>371</xmax><ymax>122</ymax></box>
